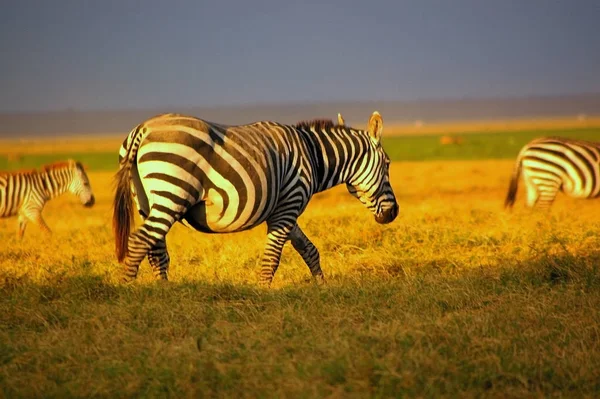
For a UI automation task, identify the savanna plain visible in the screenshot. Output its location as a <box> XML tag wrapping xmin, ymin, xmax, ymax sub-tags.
<box><xmin>1</xmin><ymin>120</ymin><xmax>600</xmax><ymax>398</ymax></box>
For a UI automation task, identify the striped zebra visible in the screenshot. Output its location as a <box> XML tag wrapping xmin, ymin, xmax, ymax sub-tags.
<box><xmin>0</xmin><ymin>159</ymin><xmax>95</xmax><ymax>237</ymax></box>
<box><xmin>505</xmin><ymin>136</ymin><xmax>600</xmax><ymax>209</ymax></box>
<box><xmin>113</xmin><ymin>111</ymin><xmax>398</xmax><ymax>284</ymax></box>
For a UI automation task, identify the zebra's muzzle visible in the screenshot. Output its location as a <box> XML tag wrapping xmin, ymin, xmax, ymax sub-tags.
<box><xmin>84</xmin><ymin>195</ymin><xmax>96</xmax><ymax>207</ymax></box>
<box><xmin>375</xmin><ymin>203</ymin><xmax>399</xmax><ymax>224</ymax></box>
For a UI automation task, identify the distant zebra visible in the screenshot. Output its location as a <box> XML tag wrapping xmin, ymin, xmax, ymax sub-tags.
<box><xmin>0</xmin><ymin>159</ymin><xmax>95</xmax><ymax>237</ymax></box>
<box><xmin>113</xmin><ymin>111</ymin><xmax>398</xmax><ymax>284</ymax></box>
<box><xmin>505</xmin><ymin>137</ymin><xmax>600</xmax><ymax>209</ymax></box>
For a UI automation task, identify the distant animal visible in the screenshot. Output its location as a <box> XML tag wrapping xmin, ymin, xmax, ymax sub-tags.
<box><xmin>0</xmin><ymin>159</ymin><xmax>95</xmax><ymax>237</ymax></box>
<box><xmin>113</xmin><ymin>111</ymin><xmax>398</xmax><ymax>284</ymax></box>
<box><xmin>505</xmin><ymin>137</ymin><xmax>600</xmax><ymax>209</ymax></box>
<box><xmin>6</xmin><ymin>153</ymin><xmax>24</xmax><ymax>162</ymax></box>
<box><xmin>439</xmin><ymin>135</ymin><xmax>464</xmax><ymax>145</ymax></box>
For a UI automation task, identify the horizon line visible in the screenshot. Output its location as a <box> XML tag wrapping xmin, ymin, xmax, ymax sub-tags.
<box><xmin>2</xmin><ymin>92</ymin><xmax>600</xmax><ymax>115</ymax></box>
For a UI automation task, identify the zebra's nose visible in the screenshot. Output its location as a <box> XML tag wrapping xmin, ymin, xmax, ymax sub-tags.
<box><xmin>375</xmin><ymin>203</ymin><xmax>399</xmax><ymax>224</ymax></box>
<box><xmin>84</xmin><ymin>195</ymin><xmax>95</xmax><ymax>207</ymax></box>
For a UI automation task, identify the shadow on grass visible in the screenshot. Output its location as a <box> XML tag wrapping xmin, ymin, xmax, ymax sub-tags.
<box><xmin>349</xmin><ymin>246</ymin><xmax>600</xmax><ymax>290</ymax></box>
<box><xmin>1</xmin><ymin>250</ymin><xmax>599</xmax><ymax>398</ymax></box>
<box><xmin>2</xmin><ymin>245</ymin><xmax>598</xmax><ymax>309</ymax></box>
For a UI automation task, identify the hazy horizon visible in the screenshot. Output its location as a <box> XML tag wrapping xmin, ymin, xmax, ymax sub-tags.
<box><xmin>1</xmin><ymin>1</ymin><xmax>599</xmax><ymax>113</ymax></box>
<box><xmin>1</xmin><ymin>93</ymin><xmax>600</xmax><ymax>138</ymax></box>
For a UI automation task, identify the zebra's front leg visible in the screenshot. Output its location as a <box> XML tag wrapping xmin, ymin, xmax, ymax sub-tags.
<box><xmin>289</xmin><ymin>224</ymin><xmax>324</xmax><ymax>284</ymax></box>
<box><xmin>259</xmin><ymin>222</ymin><xmax>295</xmax><ymax>287</ymax></box>
<box><xmin>16</xmin><ymin>214</ymin><xmax>28</xmax><ymax>239</ymax></box>
<box><xmin>148</xmin><ymin>240</ymin><xmax>170</xmax><ymax>281</ymax></box>
<box><xmin>31</xmin><ymin>212</ymin><xmax>52</xmax><ymax>235</ymax></box>
<box><xmin>17</xmin><ymin>207</ymin><xmax>51</xmax><ymax>239</ymax></box>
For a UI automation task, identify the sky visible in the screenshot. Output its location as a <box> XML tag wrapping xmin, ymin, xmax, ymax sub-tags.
<box><xmin>1</xmin><ymin>0</ymin><xmax>599</xmax><ymax>112</ymax></box>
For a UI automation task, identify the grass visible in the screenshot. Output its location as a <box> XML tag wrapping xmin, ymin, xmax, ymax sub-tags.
<box><xmin>0</xmin><ymin>151</ymin><xmax>118</xmax><ymax>172</ymax></box>
<box><xmin>2</xmin><ymin>124</ymin><xmax>600</xmax><ymax>171</ymax></box>
<box><xmin>1</xmin><ymin>158</ymin><xmax>600</xmax><ymax>397</ymax></box>
<box><xmin>383</xmin><ymin>126</ymin><xmax>600</xmax><ymax>162</ymax></box>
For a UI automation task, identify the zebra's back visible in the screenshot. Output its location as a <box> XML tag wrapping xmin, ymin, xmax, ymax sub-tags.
<box><xmin>520</xmin><ymin>136</ymin><xmax>600</xmax><ymax>199</ymax></box>
<box><xmin>129</xmin><ymin>114</ymin><xmax>310</xmax><ymax>233</ymax></box>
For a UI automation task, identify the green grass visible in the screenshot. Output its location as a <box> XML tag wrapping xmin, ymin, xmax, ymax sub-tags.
<box><xmin>1</xmin><ymin>254</ymin><xmax>599</xmax><ymax>398</ymax></box>
<box><xmin>2</xmin><ymin>127</ymin><xmax>600</xmax><ymax>172</ymax></box>
<box><xmin>0</xmin><ymin>152</ymin><xmax>118</xmax><ymax>172</ymax></box>
<box><xmin>383</xmin><ymin>127</ymin><xmax>600</xmax><ymax>162</ymax></box>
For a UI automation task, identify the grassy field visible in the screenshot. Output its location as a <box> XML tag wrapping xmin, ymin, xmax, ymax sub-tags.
<box><xmin>1</xmin><ymin>126</ymin><xmax>600</xmax><ymax>397</ymax></box>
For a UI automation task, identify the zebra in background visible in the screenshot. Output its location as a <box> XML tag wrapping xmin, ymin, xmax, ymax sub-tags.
<box><xmin>113</xmin><ymin>111</ymin><xmax>398</xmax><ymax>284</ymax></box>
<box><xmin>0</xmin><ymin>159</ymin><xmax>95</xmax><ymax>237</ymax></box>
<box><xmin>505</xmin><ymin>137</ymin><xmax>600</xmax><ymax>209</ymax></box>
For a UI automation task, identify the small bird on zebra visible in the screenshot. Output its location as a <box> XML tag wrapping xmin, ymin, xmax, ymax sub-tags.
<box><xmin>505</xmin><ymin>136</ymin><xmax>600</xmax><ymax>209</ymax></box>
<box><xmin>113</xmin><ymin>111</ymin><xmax>398</xmax><ymax>285</ymax></box>
<box><xmin>0</xmin><ymin>159</ymin><xmax>95</xmax><ymax>238</ymax></box>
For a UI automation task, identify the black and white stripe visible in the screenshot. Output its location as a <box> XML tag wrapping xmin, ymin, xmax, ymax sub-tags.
<box><xmin>113</xmin><ymin>112</ymin><xmax>399</xmax><ymax>284</ymax></box>
<box><xmin>505</xmin><ymin>136</ymin><xmax>600</xmax><ymax>209</ymax></box>
<box><xmin>0</xmin><ymin>159</ymin><xmax>95</xmax><ymax>237</ymax></box>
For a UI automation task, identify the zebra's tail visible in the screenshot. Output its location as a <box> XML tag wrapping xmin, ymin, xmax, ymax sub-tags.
<box><xmin>504</xmin><ymin>153</ymin><xmax>523</xmax><ymax>209</ymax></box>
<box><xmin>113</xmin><ymin>125</ymin><xmax>143</xmax><ymax>262</ymax></box>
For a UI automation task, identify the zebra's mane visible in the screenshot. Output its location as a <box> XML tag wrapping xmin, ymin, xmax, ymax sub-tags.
<box><xmin>1</xmin><ymin>160</ymin><xmax>81</xmax><ymax>176</ymax></box>
<box><xmin>294</xmin><ymin>119</ymin><xmax>343</xmax><ymax>130</ymax></box>
<box><xmin>40</xmin><ymin>160</ymin><xmax>77</xmax><ymax>172</ymax></box>
<box><xmin>0</xmin><ymin>167</ymin><xmax>37</xmax><ymax>175</ymax></box>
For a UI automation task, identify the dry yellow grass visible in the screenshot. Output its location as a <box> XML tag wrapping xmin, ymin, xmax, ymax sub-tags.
<box><xmin>1</xmin><ymin>158</ymin><xmax>600</xmax><ymax>397</ymax></box>
<box><xmin>1</xmin><ymin>160</ymin><xmax>578</xmax><ymax>284</ymax></box>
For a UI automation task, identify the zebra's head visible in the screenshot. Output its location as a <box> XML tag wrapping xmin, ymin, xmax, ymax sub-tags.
<box><xmin>345</xmin><ymin>111</ymin><xmax>399</xmax><ymax>224</ymax></box>
<box><xmin>68</xmin><ymin>160</ymin><xmax>95</xmax><ymax>207</ymax></box>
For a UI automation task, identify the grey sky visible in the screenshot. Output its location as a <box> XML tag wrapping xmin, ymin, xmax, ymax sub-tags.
<box><xmin>1</xmin><ymin>0</ymin><xmax>599</xmax><ymax>112</ymax></box>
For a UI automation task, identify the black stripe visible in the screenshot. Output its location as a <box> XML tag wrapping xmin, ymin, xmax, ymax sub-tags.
<box><xmin>144</xmin><ymin>173</ymin><xmax>201</xmax><ymax>200</ymax></box>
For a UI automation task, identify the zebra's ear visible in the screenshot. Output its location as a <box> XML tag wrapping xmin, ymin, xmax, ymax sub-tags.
<box><xmin>337</xmin><ymin>113</ymin><xmax>346</xmax><ymax>126</ymax></box>
<box><xmin>367</xmin><ymin>111</ymin><xmax>383</xmax><ymax>144</ymax></box>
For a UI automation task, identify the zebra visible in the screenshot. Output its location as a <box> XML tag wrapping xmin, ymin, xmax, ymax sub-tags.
<box><xmin>0</xmin><ymin>159</ymin><xmax>95</xmax><ymax>237</ymax></box>
<box><xmin>113</xmin><ymin>111</ymin><xmax>399</xmax><ymax>285</ymax></box>
<box><xmin>505</xmin><ymin>136</ymin><xmax>600</xmax><ymax>209</ymax></box>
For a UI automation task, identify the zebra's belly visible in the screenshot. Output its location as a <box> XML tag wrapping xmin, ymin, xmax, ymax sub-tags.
<box><xmin>0</xmin><ymin>193</ymin><xmax>18</xmax><ymax>218</ymax></box>
<box><xmin>182</xmin><ymin>201</ymin><xmax>264</xmax><ymax>233</ymax></box>
<box><xmin>1</xmin><ymin>208</ymin><xmax>18</xmax><ymax>218</ymax></box>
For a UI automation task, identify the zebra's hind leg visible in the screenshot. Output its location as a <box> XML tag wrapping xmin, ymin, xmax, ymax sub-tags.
<box><xmin>289</xmin><ymin>224</ymin><xmax>324</xmax><ymax>284</ymax></box>
<box><xmin>122</xmin><ymin>207</ymin><xmax>178</xmax><ymax>282</ymax></box>
<box><xmin>526</xmin><ymin>176</ymin><xmax>559</xmax><ymax>209</ymax></box>
<box><xmin>536</xmin><ymin>183</ymin><xmax>560</xmax><ymax>209</ymax></box>
<box><xmin>259</xmin><ymin>221</ymin><xmax>294</xmax><ymax>287</ymax></box>
<box><xmin>524</xmin><ymin>175</ymin><xmax>540</xmax><ymax>208</ymax></box>
<box><xmin>148</xmin><ymin>240</ymin><xmax>170</xmax><ymax>281</ymax></box>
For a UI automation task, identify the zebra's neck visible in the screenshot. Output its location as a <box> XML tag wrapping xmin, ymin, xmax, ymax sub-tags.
<box><xmin>302</xmin><ymin>126</ymin><xmax>370</xmax><ymax>193</ymax></box>
<box><xmin>38</xmin><ymin>167</ymin><xmax>73</xmax><ymax>199</ymax></box>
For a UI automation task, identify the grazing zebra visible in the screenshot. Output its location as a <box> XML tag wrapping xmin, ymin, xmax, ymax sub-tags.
<box><xmin>0</xmin><ymin>159</ymin><xmax>95</xmax><ymax>237</ymax></box>
<box><xmin>505</xmin><ymin>136</ymin><xmax>600</xmax><ymax>209</ymax></box>
<box><xmin>113</xmin><ymin>111</ymin><xmax>399</xmax><ymax>284</ymax></box>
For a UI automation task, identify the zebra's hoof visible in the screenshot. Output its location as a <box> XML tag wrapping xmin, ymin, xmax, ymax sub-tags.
<box><xmin>121</xmin><ymin>275</ymin><xmax>137</xmax><ymax>284</ymax></box>
<box><xmin>258</xmin><ymin>279</ymin><xmax>272</xmax><ymax>288</ymax></box>
<box><xmin>314</xmin><ymin>274</ymin><xmax>326</xmax><ymax>285</ymax></box>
